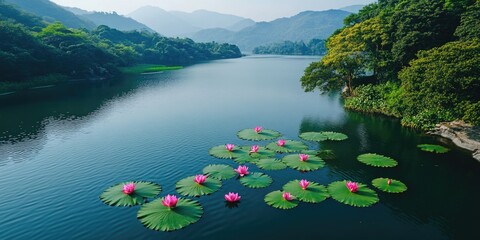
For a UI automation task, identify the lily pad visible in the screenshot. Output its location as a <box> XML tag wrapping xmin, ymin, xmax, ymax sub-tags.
<box><xmin>357</xmin><ymin>153</ymin><xmax>398</xmax><ymax>167</ymax></box>
<box><xmin>208</xmin><ymin>145</ymin><xmax>248</xmax><ymax>159</ymax></box>
<box><xmin>372</xmin><ymin>178</ymin><xmax>408</xmax><ymax>193</ymax></box>
<box><xmin>234</xmin><ymin>154</ymin><xmax>260</xmax><ymax>164</ymax></box>
<box><xmin>100</xmin><ymin>181</ymin><xmax>161</xmax><ymax>207</ymax></box>
<box><xmin>256</xmin><ymin>158</ymin><xmax>287</xmax><ymax>170</ymax></box>
<box><xmin>417</xmin><ymin>144</ymin><xmax>450</xmax><ymax>153</ymax></box>
<box><xmin>301</xmin><ymin>150</ymin><xmax>319</xmax><ymax>155</ymax></box>
<box><xmin>282</xmin><ymin>154</ymin><xmax>325</xmax><ymax>171</ymax></box>
<box><xmin>321</xmin><ymin>131</ymin><xmax>348</xmax><ymax>141</ymax></box>
<box><xmin>299</xmin><ymin>132</ymin><xmax>328</xmax><ymax>142</ymax></box>
<box><xmin>328</xmin><ymin>181</ymin><xmax>379</xmax><ymax>207</ymax></box>
<box><xmin>282</xmin><ymin>180</ymin><xmax>329</xmax><ymax>203</ymax></box>
<box><xmin>266</xmin><ymin>140</ymin><xmax>308</xmax><ymax>153</ymax></box>
<box><xmin>237</xmin><ymin>128</ymin><xmax>282</xmax><ymax>141</ymax></box>
<box><xmin>176</xmin><ymin>176</ymin><xmax>222</xmax><ymax>197</ymax></box>
<box><xmin>137</xmin><ymin>197</ymin><xmax>203</xmax><ymax>231</ymax></box>
<box><xmin>202</xmin><ymin>164</ymin><xmax>236</xmax><ymax>180</ymax></box>
<box><xmin>240</xmin><ymin>146</ymin><xmax>275</xmax><ymax>159</ymax></box>
<box><xmin>299</xmin><ymin>131</ymin><xmax>348</xmax><ymax>141</ymax></box>
<box><xmin>264</xmin><ymin>190</ymin><xmax>299</xmax><ymax>209</ymax></box>
<box><xmin>239</xmin><ymin>172</ymin><xmax>273</xmax><ymax>188</ymax></box>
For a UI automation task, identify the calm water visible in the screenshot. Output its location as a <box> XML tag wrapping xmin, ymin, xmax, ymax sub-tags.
<box><xmin>0</xmin><ymin>56</ymin><xmax>479</xmax><ymax>240</ymax></box>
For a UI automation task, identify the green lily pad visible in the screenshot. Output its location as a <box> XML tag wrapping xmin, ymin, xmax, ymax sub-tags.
<box><xmin>328</xmin><ymin>181</ymin><xmax>379</xmax><ymax>207</ymax></box>
<box><xmin>176</xmin><ymin>176</ymin><xmax>222</xmax><ymax>197</ymax></box>
<box><xmin>266</xmin><ymin>140</ymin><xmax>308</xmax><ymax>153</ymax></box>
<box><xmin>237</xmin><ymin>128</ymin><xmax>282</xmax><ymax>141</ymax></box>
<box><xmin>282</xmin><ymin>180</ymin><xmax>329</xmax><ymax>203</ymax></box>
<box><xmin>299</xmin><ymin>132</ymin><xmax>328</xmax><ymax>142</ymax></box>
<box><xmin>357</xmin><ymin>153</ymin><xmax>398</xmax><ymax>167</ymax></box>
<box><xmin>137</xmin><ymin>197</ymin><xmax>203</xmax><ymax>231</ymax></box>
<box><xmin>256</xmin><ymin>158</ymin><xmax>287</xmax><ymax>170</ymax></box>
<box><xmin>100</xmin><ymin>181</ymin><xmax>161</xmax><ymax>207</ymax></box>
<box><xmin>372</xmin><ymin>178</ymin><xmax>408</xmax><ymax>193</ymax></box>
<box><xmin>239</xmin><ymin>172</ymin><xmax>273</xmax><ymax>188</ymax></box>
<box><xmin>208</xmin><ymin>145</ymin><xmax>248</xmax><ymax>159</ymax></box>
<box><xmin>234</xmin><ymin>154</ymin><xmax>260</xmax><ymax>164</ymax></box>
<box><xmin>299</xmin><ymin>131</ymin><xmax>348</xmax><ymax>141</ymax></box>
<box><xmin>282</xmin><ymin>154</ymin><xmax>325</xmax><ymax>171</ymax></box>
<box><xmin>202</xmin><ymin>164</ymin><xmax>236</xmax><ymax>180</ymax></box>
<box><xmin>240</xmin><ymin>146</ymin><xmax>275</xmax><ymax>159</ymax></box>
<box><xmin>321</xmin><ymin>131</ymin><xmax>348</xmax><ymax>141</ymax></box>
<box><xmin>417</xmin><ymin>144</ymin><xmax>450</xmax><ymax>153</ymax></box>
<box><xmin>264</xmin><ymin>190</ymin><xmax>299</xmax><ymax>209</ymax></box>
<box><xmin>301</xmin><ymin>150</ymin><xmax>319</xmax><ymax>155</ymax></box>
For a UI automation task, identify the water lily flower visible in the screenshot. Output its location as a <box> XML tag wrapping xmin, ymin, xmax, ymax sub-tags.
<box><xmin>235</xmin><ymin>165</ymin><xmax>249</xmax><ymax>177</ymax></box>
<box><xmin>194</xmin><ymin>174</ymin><xmax>207</xmax><ymax>184</ymax></box>
<box><xmin>300</xmin><ymin>179</ymin><xmax>310</xmax><ymax>190</ymax></box>
<box><xmin>250</xmin><ymin>145</ymin><xmax>259</xmax><ymax>153</ymax></box>
<box><xmin>346</xmin><ymin>181</ymin><xmax>359</xmax><ymax>193</ymax></box>
<box><xmin>277</xmin><ymin>139</ymin><xmax>286</xmax><ymax>147</ymax></box>
<box><xmin>226</xmin><ymin>144</ymin><xmax>235</xmax><ymax>152</ymax></box>
<box><xmin>299</xmin><ymin>154</ymin><xmax>309</xmax><ymax>162</ymax></box>
<box><xmin>254</xmin><ymin>126</ymin><xmax>263</xmax><ymax>133</ymax></box>
<box><xmin>282</xmin><ymin>192</ymin><xmax>294</xmax><ymax>201</ymax></box>
<box><xmin>225</xmin><ymin>192</ymin><xmax>241</xmax><ymax>202</ymax></box>
<box><xmin>162</xmin><ymin>194</ymin><xmax>178</xmax><ymax>208</ymax></box>
<box><xmin>387</xmin><ymin>179</ymin><xmax>392</xmax><ymax>185</ymax></box>
<box><xmin>122</xmin><ymin>182</ymin><xmax>135</xmax><ymax>195</ymax></box>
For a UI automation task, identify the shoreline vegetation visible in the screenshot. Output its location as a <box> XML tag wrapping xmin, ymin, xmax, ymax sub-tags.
<box><xmin>0</xmin><ymin>1</ymin><xmax>241</xmax><ymax>95</ymax></box>
<box><xmin>300</xmin><ymin>0</ymin><xmax>480</xmax><ymax>160</ymax></box>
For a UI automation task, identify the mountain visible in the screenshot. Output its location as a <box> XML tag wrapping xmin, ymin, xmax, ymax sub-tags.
<box><xmin>63</xmin><ymin>6</ymin><xmax>89</xmax><ymax>15</ymax></box>
<box><xmin>3</xmin><ymin>0</ymin><xmax>95</xmax><ymax>29</ymax></box>
<box><xmin>71</xmin><ymin>11</ymin><xmax>154</xmax><ymax>32</ymax></box>
<box><xmin>128</xmin><ymin>6</ymin><xmax>200</xmax><ymax>36</ymax></box>
<box><xmin>190</xmin><ymin>10</ymin><xmax>351</xmax><ymax>51</ymax></box>
<box><xmin>170</xmin><ymin>9</ymin><xmax>253</xmax><ymax>30</ymax></box>
<box><xmin>127</xmin><ymin>6</ymin><xmax>253</xmax><ymax>36</ymax></box>
<box><xmin>339</xmin><ymin>5</ymin><xmax>365</xmax><ymax>13</ymax></box>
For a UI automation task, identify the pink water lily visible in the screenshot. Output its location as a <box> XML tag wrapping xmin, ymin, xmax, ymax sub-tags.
<box><xmin>300</xmin><ymin>179</ymin><xmax>310</xmax><ymax>190</ymax></box>
<box><xmin>235</xmin><ymin>165</ymin><xmax>249</xmax><ymax>177</ymax></box>
<box><xmin>225</xmin><ymin>144</ymin><xmax>235</xmax><ymax>152</ymax></box>
<box><xmin>277</xmin><ymin>139</ymin><xmax>286</xmax><ymax>147</ymax></box>
<box><xmin>299</xmin><ymin>154</ymin><xmax>309</xmax><ymax>162</ymax></box>
<box><xmin>387</xmin><ymin>179</ymin><xmax>392</xmax><ymax>185</ymax></box>
<box><xmin>122</xmin><ymin>182</ymin><xmax>135</xmax><ymax>195</ymax></box>
<box><xmin>162</xmin><ymin>194</ymin><xmax>178</xmax><ymax>208</ymax></box>
<box><xmin>194</xmin><ymin>174</ymin><xmax>207</xmax><ymax>184</ymax></box>
<box><xmin>250</xmin><ymin>145</ymin><xmax>259</xmax><ymax>153</ymax></box>
<box><xmin>282</xmin><ymin>192</ymin><xmax>294</xmax><ymax>201</ymax></box>
<box><xmin>225</xmin><ymin>192</ymin><xmax>241</xmax><ymax>202</ymax></box>
<box><xmin>346</xmin><ymin>181</ymin><xmax>359</xmax><ymax>193</ymax></box>
<box><xmin>254</xmin><ymin>126</ymin><xmax>263</xmax><ymax>133</ymax></box>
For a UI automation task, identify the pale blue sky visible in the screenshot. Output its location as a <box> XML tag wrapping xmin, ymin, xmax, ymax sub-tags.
<box><xmin>51</xmin><ymin>0</ymin><xmax>375</xmax><ymax>21</ymax></box>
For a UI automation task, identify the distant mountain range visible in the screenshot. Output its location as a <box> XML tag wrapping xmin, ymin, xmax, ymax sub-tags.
<box><xmin>4</xmin><ymin>0</ymin><xmax>95</xmax><ymax>29</ymax></box>
<box><xmin>127</xmin><ymin>6</ymin><xmax>255</xmax><ymax>36</ymax></box>
<box><xmin>340</xmin><ymin>5</ymin><xmax>365</xmax><ymax>13</ymax></box>
<box><xmin>188</xmin><ymin>10</ymin><xmax>351</xmax><ymax>51</ymax></box>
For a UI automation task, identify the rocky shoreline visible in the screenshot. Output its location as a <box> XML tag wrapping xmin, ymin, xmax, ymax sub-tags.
<box><xmin>428</xmin><ymin>121</ymin><xmax>480</xmax><ymax>162</ymax></box>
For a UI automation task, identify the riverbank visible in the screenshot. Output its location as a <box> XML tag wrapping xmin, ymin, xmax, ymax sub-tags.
<box><xmin>429</xmin><ymin>121</ymin><xmax>480</xmax><ymax>161</ymax></box>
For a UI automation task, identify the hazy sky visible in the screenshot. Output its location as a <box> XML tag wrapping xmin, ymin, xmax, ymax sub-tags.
<box><xmin>51</xmin><ymin>0</ymin><xmax>375</xmax><ymax>21</ymax></box>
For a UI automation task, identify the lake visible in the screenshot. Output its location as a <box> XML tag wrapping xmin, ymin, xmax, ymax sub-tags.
<box><xmin>0</xmin><ymin>56</ymin><xmax>479</xmax><ymax>239</ymax></box>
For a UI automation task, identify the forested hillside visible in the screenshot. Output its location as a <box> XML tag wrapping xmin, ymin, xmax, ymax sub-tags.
<box><xmin>301</xmin><ymin>0</ymin><xmax>480</xmax><ymax>129</ymax></box>
<box><xmin>252</xmin><ymin>39</ymin><xmax>326</xmax><ymax>55</ymax></box>
<box><xmin>0</xmin><ymin>1</ymin><xmax>241</xmax><ymax>89</ymax></box>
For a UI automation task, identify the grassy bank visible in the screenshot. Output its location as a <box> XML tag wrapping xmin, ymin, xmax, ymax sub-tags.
<box><xmin>0</xmin><ymin>74</ymin><xmax>69</xmax><ymax>94</ymax></box>
<box><xmin>120</xmin><ymin>64</ymin><xmax>183</xmax><ymax>74</ymax></box>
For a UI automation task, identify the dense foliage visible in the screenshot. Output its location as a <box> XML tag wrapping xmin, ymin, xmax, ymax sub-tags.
<box><xmin>252</xmin><ymin>39</ymin><xmax>327</xmax><ymax>56</ymax></box>
<box><xmin>0</xmin><ymin>1</ymin><xmax>241</xmax><ymax>86</ymax></box>
<box><xmin>301</xmin><ymin>0</ymin><xmax>480</xmax><ymax>129</ymax></box>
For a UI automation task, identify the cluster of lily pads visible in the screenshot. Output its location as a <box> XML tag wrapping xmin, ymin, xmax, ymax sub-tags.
<box><xmin>99</xmin><ymin>126</ymin><xmax>450</xmax><ymax>232</ymax></box>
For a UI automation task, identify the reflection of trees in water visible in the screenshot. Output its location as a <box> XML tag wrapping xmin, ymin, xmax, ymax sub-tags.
<box><xmin>0</xmin><ymin>73</ymin><xmax>175</xmax><ymax>166</ymax></box>
<box><xmin>299</xmin><ymin>111</ymin><xmax>480</xmax><ymax>239</ymax></box>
